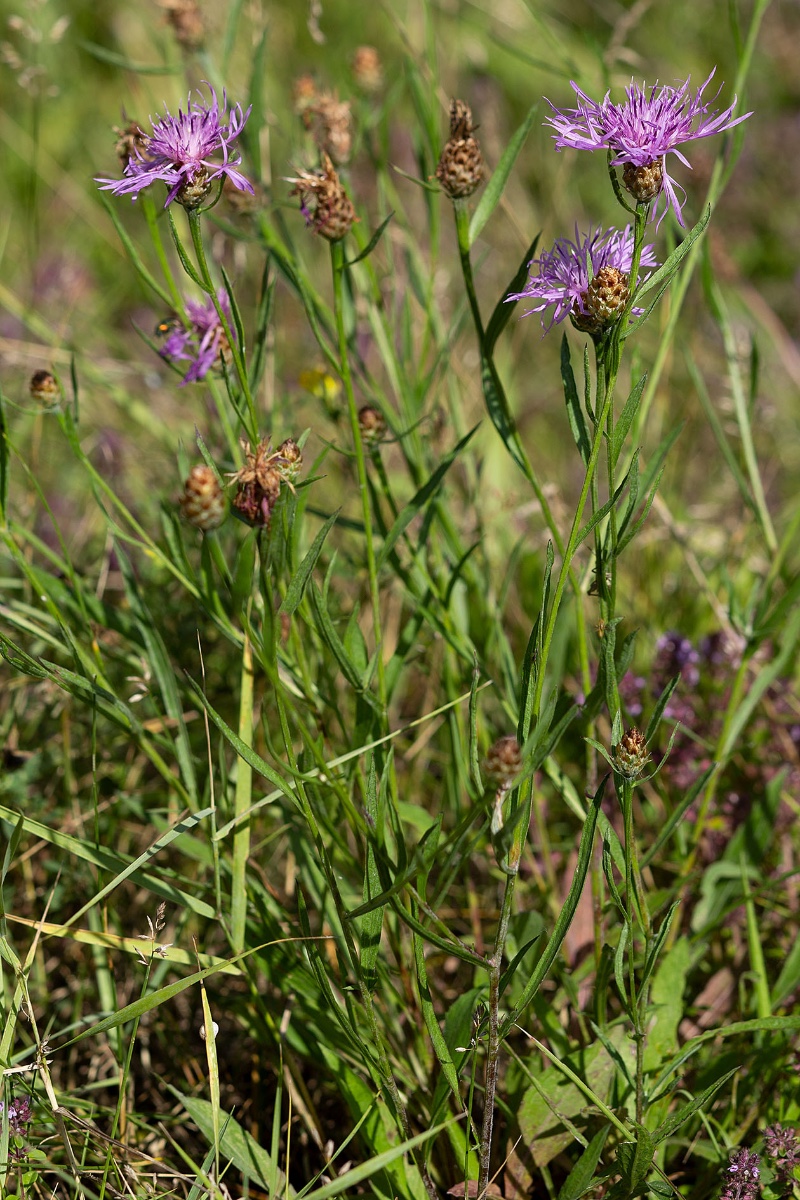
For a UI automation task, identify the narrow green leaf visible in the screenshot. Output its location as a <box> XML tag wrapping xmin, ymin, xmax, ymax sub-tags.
<box><xmin>181</xmin><ymin>1095</ymin><xmax>294</xmax><ymax>1195</ymax></box>
<box><xmin>633</xmin><ymin>206</ymin><xmax>712</xmax><ymax>303</ymax></box>
<box><xmin>485</xmin><ymin>233</ymin><xmax>540</xmax><ymax>356</ymax></box>
<box><xmin>612</xmin><ymin>375</ymin><xmax>647</xmax><ymax>468</ymax></box>
<box><xmin>644</xmin><ymin>676</ymin><xmax>680</xmax><ymax>744</ymax></box>
<box><xmin>469</xmin><ymin>103</ymin><xmax>538</xmax><ymax>245</ymax></box>
<box><xmin>376</xmin><ymin>425</ymin><xmax>479</xmax><ymax>571</ymax></box>
<box><xmin>651</xmin><ymin>1067</ymin><xmax>738</xmax><ymax>1144</ymax></box>
<box><xmin>280</xmin><ymin>510</ymin><xmax>339</xmax><ymax>616</ymax></box>
<box><xmin>482</xmin><ymin>354</ymin><xmax>526</xmax><ymax>473</ymax></box>
<box><xmin>557</xmin><ymin>1125</ymin><xmax>610</xmax><ymax>1200</ymax></box>
<box><xmin>501</xmin><ymin>777</ymin><xmax>605</xmax><ymax>1036</ymax></box>
<box><xmin>78</xmin><ymin>39</ymin><xmax>178</xmax><ymax>73</ymax></box>
<box><xmin>345</xmin><ymin>212</ymin><xmax>395</xmax><ymax>266</ymax></box>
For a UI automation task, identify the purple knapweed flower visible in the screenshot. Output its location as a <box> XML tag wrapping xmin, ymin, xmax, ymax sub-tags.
<box><xmin>96</xmin><ymin>85</ymin><xmax>253</xmax><ymax>208</ymax></box>
<box><xmin>506</xmin><ymin>225</ymin><xmax>657</xmax><ymax>333</ymax></box>
<box><xmin>720</xmin><ymin>1147</ymin><xmax>760</xmax><ymax>1200</ymax></box>
<box><xmin>159</xmin><ymin>290</ymin><xmax>235</xmax><ymax>384</ymax></box>
<box><xmin>544</xmin><ymin>72</ymin><xmax>751</xmax><ymax>226</ymax></box>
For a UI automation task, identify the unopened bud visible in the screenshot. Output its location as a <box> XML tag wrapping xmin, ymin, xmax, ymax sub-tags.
<box><xmin>358</xmin><ymin>406</ymin><xmax>386</xmax><ymax>445</ymax></box>
<box><xmin>160</xmin><ymin>0</ymin><xmax>205</xmax><ymax>52</ymax></box>
<box><xmin>483</xmin><ymin>736</ymin><xmax>522</xmax><ymax>789</ymax></box>
<box><xmin>351</xmin><ymin>45</ymin><xmax>383</xmax><ymax>94</ymax></box>
<box><xmin>29</xmin><ymin>369</ymin><xmax>61</xmax><ymax>407</ymax></box>
<box><xmin>435</xmin><ymin>100</ymin><xmax>484</xmax><ymax>200</ymax></box>
<box><xmin>180</xmin><ymin>465</ymin><xmax>226</xmax><ymax>531</ymax></box>
<box><xmin>277</xmin><ymin>437</ymin><xmax>303</xmax><ymax>483</ymax></box>
<box><xmin>613</xmin><ymin>727</ymin><xmax>649</xmax><ymax>779</ymax></box>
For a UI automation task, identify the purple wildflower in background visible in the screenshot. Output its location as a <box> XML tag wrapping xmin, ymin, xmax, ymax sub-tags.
<box><xmin>720</xmin><ymin>1148</ymin><xmax>761</xmax><ymax>1200</ymax></box>
<box><xmin>506</xmin><ymin>225</ymin><xmax>657</xmax><ymax>332</ymax></box>
<box><xmin>544</xmin><ymin>72</ymin><xmax>751</xmax><ymax>226</ymax></box>
<box><xmin>764</xmin><ymin>1125</ymin><xmax>800</xmax><ymax>1182</ymax></box>
<box><xmin>159</xmin><ymin>290</ymin><xmax>234</xmax><ymax>384</ymax></box>
<box><xmin>96</xmin><ymin>85</ymin><xmax>253</xmax><ymax>208</ymax></box>
<box><xmin>0</xmin><ymin>1095</ymin><xmax>32</xmax><ymax>1136</ymax></box>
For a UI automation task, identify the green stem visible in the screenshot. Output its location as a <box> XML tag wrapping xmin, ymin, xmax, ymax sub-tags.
<box><xmin>230</xmin><ymin>634</ymin><xmax>254</xmax><ymax>954</ymax></box>
<box><xmin>330</xmin><ymin>238</ymin><xmax>388</xmax><ymax>714</ymax></box>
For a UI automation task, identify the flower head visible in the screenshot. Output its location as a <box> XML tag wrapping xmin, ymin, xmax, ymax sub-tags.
<box><xmin>719</xmin><ymin>1148</ymin><xmax>760</xmax><ymax>1200</ymax></box>
<box><xmin>97</xmin><ymin>85</ymin><xmax>253</xmax><ymax>208</ymax></box>
<box><xmin>286</xmin><ymin>153</ymin><xmax>357</xmax><ymax>241</ymax></box>
<box><xmin>506</xmin><ymin>225</ymin><xmax>657</xmax><ymax>333</ymax></box>
<box><xmin>545</xmin><ymin>72</ymin><xmax>751</xmax><ymax>226</ymax></box>
<box><xmin>158</xmin><ymin>289</ymin><xmax>234</xmax><ymax>384</ymax></box>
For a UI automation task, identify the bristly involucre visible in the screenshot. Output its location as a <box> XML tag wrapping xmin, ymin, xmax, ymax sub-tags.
<box><xmin>159</xmin><ymin>289</ymin><xmax>234</xmax><ymax>384</ymax></box>
<box><xmin>544</xmin><ymin>72</ymin><xmax>751</xmax><ymax>227</ymax></box>
<box><xmin>96</xmin><ymin>84</ymin><xmax>253</xmax><ymax>208</ymax></box>
<box><xmin>506</xmin><ymin>225</ymin><xmax>657</xmax><ymax>333</ymax></box>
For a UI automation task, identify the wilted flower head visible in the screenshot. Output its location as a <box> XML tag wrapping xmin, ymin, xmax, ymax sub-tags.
<box><xmin>160</xmin><ymin>0</ymin><xmax>205</xmax><ymax>51</ymax></box>
<box><xmin>303</xmin><ymin>90</ymin><xmax>353</xmax><ymax>165</ymax></box>
<box><xmin>286</xmin><ymin>152</ymin><xmax>357</xmax><ymax>240</ymax></box>
<box><xmin>506</xmin><ymin>225</ymin><xmax>657</xmax><ymax>333</ymax></box>
<box><xmin>96</xmin><ymin>84</ymin><xmax>253</xmax><ymax>208</ymax></box>
<box><xmin>159</xmin><ymin>289</ymin><xmax>234</xmax><ymax>384</ymax></box>
<box><xmin>229</xmin><ymin>437</ymin><xmax>302</xmax><ymax>527</ymax></box>
<box><xmin>719</xmin><ymin>1147</ymin><xmax>760</xmax><ymax>1200</ymax></box>
<box><xmin>545</xmin><ymin>72</ymin><xmax>751</xmax><ymax>227</ymax></box>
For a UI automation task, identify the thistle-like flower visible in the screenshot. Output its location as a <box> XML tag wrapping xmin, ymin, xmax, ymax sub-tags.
<box><xmin>544</xmin><ymin>72</ymin><xmax>751</xmax><ymax>227</ymax></box>
<box><xmin>158</xmin><ymin>290</ymin><xmax>234</xmax><ymax>384</ymax></box>
<box><xmin>96</xmin><ymin>84</ymin><xmax>253</xmax><ymax>208</ymax></box>
<box><xmin>506</xmin><ymin>225</ymin><xmax>657</xmax><ymax>334</ymax></box>
<box><xmin>229</xmin><ymin>437</ymin><xmax>302</xmax><ymax>527</ymax></box>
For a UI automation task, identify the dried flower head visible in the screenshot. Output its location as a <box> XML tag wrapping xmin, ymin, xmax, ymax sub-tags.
<box><xmin>96</xmin><ymin>84</ymin><xmax>253</xmax><ymax>209</ymax></box>
<box><xmin>507</xmin><ymin>225</ymin><xmax>657</xmax><ymax>334</ymax></box>
<box><xmin>158</xmin><ymin>289</ymin><xmax>234</xmax><ymax>384</ymax></box>
<box><xmin>613</xmin><ymin>727</ymin><xmax>650</xmax><ymax>778</ymax></box>
<box><xmin>435</xmin><ymin>99</ymin><xmax>484</xmax><ymax>199</ymax></box>
<box><xmin>351</xmin><ymin>45</ymin><xmax>383</xmax><ymax>93</ymax></box>
<box><xmin>545</xmin><ymin>72</ymin><xmax>751</xmax><ymax>226</ymax></box>
<box><xmin>287</xmin><ymin>153</ymin><xmax>357</xmax><ymax>241</ymax></box>
<box><xmin>720</xmin><ymin>1148</ymin><xmax>760</xmax><ymax>1200</ymax></box>
<box><xmin>29</xmin><ymin>369</ymin><xmax>61</xmax><ymax>407</ymax></box>
<box><xmin>230</xmin><ymin>437</ymin><xmax>301</xmax><ymax>527</ymax></box>
<box><xmin>160</xmin><ymin>0</ymin><xmax>205</xmax><ymax>51</ymax></box>
<box><xmin>180</xmin><ymin>465</ymin><xmax>226</xmax><ymax>531</ymax></box>
<box><xmin>304</xmin><ymin>90</ymin><xmax>353</xmax><ymax>165</ymax></box>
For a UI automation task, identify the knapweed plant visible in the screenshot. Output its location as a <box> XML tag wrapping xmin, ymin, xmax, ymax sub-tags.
<box><xmin>0</xmin><ymin>3</ymin><xmax>798</xmax><ymax>1200</ymax></box>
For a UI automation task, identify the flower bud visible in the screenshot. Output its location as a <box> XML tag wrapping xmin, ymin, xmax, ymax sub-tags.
<box><xmin>435</xmin><ymin>100</ymin><xmax>484</xmax><ymax>200</ymax></box>
<box><xmin>160</xmin><ymin>0</ymin><xmax>205</xmax><ymax>52</ymax></box>
<box><xmin>483</xmin><ymin>736</ymin><xmax>522</xmax><ymax>789</ymax></box>
<box><xmin>29</xmin><ymin>369</ymin><xmax>60</xmax><ymax>407</ymax></box>
<box><xmin>358</xmin><ymin>406</ymin><xmax>386</xmax><ymax>445</ymax></box>
<box><xmin>180</xmin><ymin>465</ymin><xmax>226</xmax><ymax>531</ymax></box>
<box><xmin>306</xmin><ymin>91</ymin><xmax>353</xmax><ymax>166</ymax></box>
<box><xmin>351</xmin><ymin>46</ymin><xmax>383</xmax><ymax>93</ymax></box>
<box><xmin>287</xmin><ymin>153</ymin><xmax>357</xmax><ymax>241</ymax></box>
<box><xmin>613</xmin><ymin>727</ymin><xmax>649</xmax><ymax>779</ymax></box>
<box><xmin>622</xmin><ymin>159</ymin><xmax>663</xmax><ymax>204</ymax></box>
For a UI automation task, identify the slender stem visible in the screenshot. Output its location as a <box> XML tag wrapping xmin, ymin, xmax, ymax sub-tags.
<box><xmin>330</xmin><ymin>238</ymin><xmax>388</xmax><ymax>713</ymax></box>
<box><xmin>231</xmin><ymin>633</ymin><xmax>254</xmax><ymax>954</ymax></box>
<box><xmin>185</xmin><ymin>207</ymin><xmax>259</xmax><ymax>440</ymax></box>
